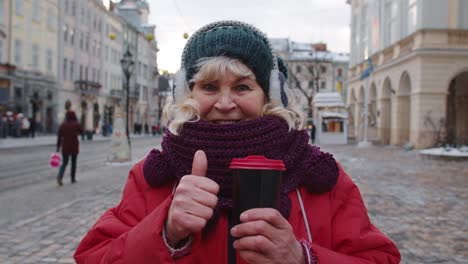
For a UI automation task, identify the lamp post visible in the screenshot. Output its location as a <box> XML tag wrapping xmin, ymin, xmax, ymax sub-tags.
<box><xmin>120</xmin><ymin>46</ymin><xmax>134</xmax><ymax>148</ymax></box>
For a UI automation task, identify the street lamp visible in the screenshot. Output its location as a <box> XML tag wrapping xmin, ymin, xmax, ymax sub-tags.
<box><xmin>120</xmin><ymin>46</ymin><xmax>134</xmax><ymax>147</ymax></box>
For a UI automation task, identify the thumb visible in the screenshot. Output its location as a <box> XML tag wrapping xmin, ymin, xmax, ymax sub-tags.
<box><xmin>191</xmin><ymin>150</ymin><xmax>207</xmax><ymax>176</ymax></box>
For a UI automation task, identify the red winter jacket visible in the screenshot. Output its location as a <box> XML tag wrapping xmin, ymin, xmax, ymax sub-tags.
<box><xmin>74</xmin><ymin>160</ymin><xmax>400</xmax><ymax>263</ymax></box>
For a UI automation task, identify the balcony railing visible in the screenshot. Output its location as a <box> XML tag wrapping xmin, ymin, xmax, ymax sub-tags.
<box><xmin>74</xmin><ymin>80</ymin><xmax>102</xmax><ymax>95</ymax></box>
<box><xmin>110</xmin><ymin>89</ymin><xmax>123</xmax><ymax>99</ymax></box>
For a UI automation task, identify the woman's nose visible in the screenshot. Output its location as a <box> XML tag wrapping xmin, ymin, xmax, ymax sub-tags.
<box><xmin>214</xmin><ymin>93</ymin><xmax>236</xmax><ymax>112</ymax></box>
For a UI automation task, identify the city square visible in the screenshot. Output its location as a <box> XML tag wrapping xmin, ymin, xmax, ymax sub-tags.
<box><xmin>1</xmin><ymin>0</ymin><xmax>468</xmax><ymax>263</ymax></box>
<box><xmin>0</xmin><ymin>137</ymin><xmax>467</xmax><ymax>263</ymax></box>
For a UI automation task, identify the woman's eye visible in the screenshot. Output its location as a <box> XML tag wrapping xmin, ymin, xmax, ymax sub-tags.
<box><xmin>235</xmin><ymin>84</ymin><xmax>251</xmax><ymax>92</ymax></box>
<box><xmin>203</xmin><ymin>84</ymin><xmax>217</xmax><ymax>92</ymax></box>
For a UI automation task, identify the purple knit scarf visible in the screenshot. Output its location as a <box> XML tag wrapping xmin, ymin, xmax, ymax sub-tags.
<box><xmin>143</xmin><ymin>116</ymin><xmax>339</xmax><ymax>224</ymax></box>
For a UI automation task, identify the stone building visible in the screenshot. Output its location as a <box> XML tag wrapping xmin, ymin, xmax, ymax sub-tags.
<box><xmin>114</xmin><ymin>0</ymin><xmax>158</xmax><ymax>134</ymax></box>
<box><xmin>346</xmin><ymin>0</ymin><xmax>468</xmax><ymax>148</ymax></box>
<box><xmin>0</xmin><ymin>0</ymin><xmax>60</xmax><ymax>134</ymax></box>
<box><xmin>59</xmin><ymin>0</ymin><xmax>116</xmax><ymax>138</ymax></box>
<box><xmin>270</xmin><ymin>38</ymin><xmax>349</xmax><ymax>124</ymax></box>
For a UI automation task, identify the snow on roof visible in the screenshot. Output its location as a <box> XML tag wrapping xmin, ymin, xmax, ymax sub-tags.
<box><xmin>320</xmin><ymin>111</ymin><xmax>347</xmax><ymax>118</ymax></box>
<box><xmin>291</xmin><ymin>41</ymin><xmax>312</xmax><ymax>52</ymax></box>
<box><xmin>313</xmin><ymin>92</ymin><xmax>345</xmax><ymax>107</ymax></box>
<box><xmin>269</xmin><ymin>38</ymin><xmax>290</xmax><ymax>52</ymax></box>
<box><xmin>290</xmin><ymin>51</ymin><xmax>349</xmax><ymax>62</ymax></box>
<box><xmin>269</xmin><ymin>38</ymin><xmax>349</xmax><ymax>63</ymax></box>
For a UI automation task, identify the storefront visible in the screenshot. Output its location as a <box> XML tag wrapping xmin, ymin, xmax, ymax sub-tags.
<box><xmin>317</xmin><ymin>112</ymin><xmax>347</xmax><ymax>144</ymax></box>
<box><xmin>313</xmin><ymin>92</ymin><xmax>348</xmax><ymax>144</ymax></box>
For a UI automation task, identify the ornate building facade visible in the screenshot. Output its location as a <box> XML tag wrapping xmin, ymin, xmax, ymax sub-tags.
<box><xmin>346</xmin><ymin>0</ymin><xmax>468</xmax><ymax>148</ymax></box>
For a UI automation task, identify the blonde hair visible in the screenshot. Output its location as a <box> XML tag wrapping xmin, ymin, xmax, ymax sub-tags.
<box><xmin>163</xmin><ymin>56</ymin><xmax>306</xmax><ymax>135</ymax></box>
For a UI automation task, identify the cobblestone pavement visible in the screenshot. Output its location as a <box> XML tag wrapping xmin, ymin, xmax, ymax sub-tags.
<box><xmin>322</xmin><ymin>144</ymin><xmax>468</xmax><ymax>264</ymax></box>
<box><xmin>0</xmin><ymin>143</ymin><xmax>467</xmax><ymax>263</ymax></box>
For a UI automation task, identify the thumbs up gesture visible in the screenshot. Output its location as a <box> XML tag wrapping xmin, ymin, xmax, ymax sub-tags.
<box><xmin>166</xmin><ymin>150</ymin><xmax>220</xmax><ymax>245</ymax></box>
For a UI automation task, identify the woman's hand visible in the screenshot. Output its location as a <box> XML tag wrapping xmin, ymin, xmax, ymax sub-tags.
<box><xmin>166</xmin><ymin>150</ymin><xmax>219</xmax><ymax>244</ymax></box>
<box><xmin>231</xmin><ymin>208</ymin><xmax>305</xmax><ymax>264</ymax></box>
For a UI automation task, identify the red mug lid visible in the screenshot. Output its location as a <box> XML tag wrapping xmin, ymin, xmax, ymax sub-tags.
<box><xmin>229</xmin><ymin>155</ymin><xmax>286</xmax><ymax>171</ymax></box>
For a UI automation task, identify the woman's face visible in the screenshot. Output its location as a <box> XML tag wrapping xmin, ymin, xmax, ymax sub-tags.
<box><xmin>191</xmin><ymin>70</ymin><xmax>265</xmax><ymax>124</ymax></box>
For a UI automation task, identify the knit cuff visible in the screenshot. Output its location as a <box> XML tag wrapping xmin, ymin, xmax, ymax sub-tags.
<box><xmin>162</xmin><ymin>224</ymin><xmax>193</xmax><ymax>258</ymax></box>
<box><xmin>299</xmin><ymin>239</ymin><xmax>318</xmax><ymax>264</ymax></box>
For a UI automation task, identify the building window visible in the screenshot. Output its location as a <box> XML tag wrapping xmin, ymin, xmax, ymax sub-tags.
<box><xmin>70</xmin><ymin>61</ymin><xmax>74</xmax><ymax>80</ymax></box>
<box><xmin>80</xmin><ymin>32</ymin><xmax>83</xmax><ymax>50</ymax></box>
<box><xmin>296</xmin><ymin>65</ymin><xmax>301</xmax><ymax>73</ymax></box>
<box><xmin>104</xmin><ymin>72</ymin><xmax>108</xmax><ymax>88</ymax></box>
<box><xmin>15</xmin><ymin>87</ymin><xmax>22</xmax><ymax>99</ymax></box>
<box><xmin>14</xmin><ymin>0</ymin><xmax>22</xmax><ymax>15</ymax></box>
<box><xmin>32</xmin><ymin>0</ymin><xmax>40</xmax><ymax>21</ymax></box>
<box><xmin>63</xmin><ymin>25</ymin><xmax>68</xmax><ymax>42</ymax></box>
<box><xmin>408</xmin><ymin>0</ymin><xmax>418</xmax><ymax>34</ymax></box>
<box><xmin>360</xmin><ymin>4</ymin><xmax>368</xmax><ymax>60</ymax></box>
<box><xmin>14</xmin><ymin>39</ymin><xmax>21</xmax><ymax>64</ymax></box>
<box><xmin>86</xmin><ymin>34</ymin><xmax>90</xmax><ymax>51</ymax></box>
<box><xmin>71</xmin><ymin>0</ymin><xmax>76</xmax><ymax>16</ymax></box>
<box><xmin>337</xmin><ymin>68</ymin><xmax>343</xmax><ymax>78</ymax></box>
<box><xmin>384</xmin><ymin>0</ymin><xmax>392</xmax><ymax>47</ymax></box>
<box><xmin>390</xmin><ymin>1</ymin><xmax>399</xmax><ymax>43</ymax></box>
<box><xmin>321</xmin><ymin>81</ymin><xmax>326</xmax><ymax>90</ymax></box>
<box><xmin>0</xmin><ymin>39</ymin><xmax>3</xmax><ymax>63</ymax></box>
<box><xmin>143</xmin><ymin>86</ymin><xmax>148</xmax><ymax>101</ymax></box>
<box><xmin>46</xmin><ymin>49</ymin><xmax>53</xmax><ymax>72</ymax></box>
<box><xmin>320</xmin><ymin>65</ymin><xmax>327</xmax><ymax>74</ymax></box>
<box><xmin>63</xmin><ymin>59</ymin><xmax>67</xmax><ymax>80</ymax></box>
<box><xmin>47</xmin><ymin>8</ymin><xmax>54</xmax><ymax>29</ymax></box>
<box><xmin>64</xmin><ymin>0</ymin><xmax>69</xmax><ymax>14</ymax></box>
<box><xmin>32</xmin><ymin>44</ymin><xmax>39</xmax><ymax>69</ymax></box>
<box><xmin>0</xmin><ymin>0</ymin><xmax>4</xmax><ymax>20</ymax></box>
<box><xmin>70</xmin><ymin>29</ymin><xmax>75</xmax><ymax>45</ymax></box>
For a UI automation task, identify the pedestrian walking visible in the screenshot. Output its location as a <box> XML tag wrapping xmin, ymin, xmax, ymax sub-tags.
<box><xmin>56</xmin><ymin>111</ymin><xmax>83</xmax><ymax>186</ymax></box>
<box><xmin>74</xmin><ymin>21</ymin><xmax>400</xmax><ymax>263</ymax></box>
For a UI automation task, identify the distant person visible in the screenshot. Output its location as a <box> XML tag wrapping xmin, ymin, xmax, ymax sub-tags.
<box><xmin>14</xmin><ymin>113</ymin><xmax>22</xmax><ymax>137</ymax></box>
<box><xmin>0</xmin><ymin>112</ymin><xmax>6</xmax><ymax>138</ymax></box>
<box><xmin>19</xmin><ymin>113</ymin><xmax>30</xmax><ymax>137</ymax></box>
<box><xmin>56</xmin><ymin>111</ymin><xmax>83</xmax><ymax>186</ymax></box>
<box><xmin>29</xmin><ymin>116</ymin><xmax>36</xmax><ymax>138</ymax></box>
<box><xmin>74</xmin><ymin>20</ymin><xmax>400</xmax><ymax>263</ymax></box>
<box><xmin>310</xmin><ymin>121</ymin><xmax>316</xmax><ymax>144</ymax></box>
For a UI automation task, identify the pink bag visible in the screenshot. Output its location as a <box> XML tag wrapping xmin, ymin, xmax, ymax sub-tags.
<box><xmin>49</xmin><ymin>152</ymin><xmax>62</xmax><ymax>168</ymax></box>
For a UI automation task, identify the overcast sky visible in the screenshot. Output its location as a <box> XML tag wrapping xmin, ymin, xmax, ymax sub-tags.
<box><xmin>147</xmin><ymin>0</ymin><xmax>351</xmax><ymax>73</ymax></box>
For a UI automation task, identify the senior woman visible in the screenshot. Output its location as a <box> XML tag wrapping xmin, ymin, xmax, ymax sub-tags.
<box><xmin>75</xmin><ymin>21</ymin><xmax>400</xmax><ymax>264</ymax></box>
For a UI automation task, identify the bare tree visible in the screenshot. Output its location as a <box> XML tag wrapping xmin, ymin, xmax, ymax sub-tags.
<box><xmin>155</xmin><ymin>75</ymin><xmax>171</xmax><ymax>125</ymax></box>
<box><xmin>287</xmin><ymin>62</ymin><xmax>323</xmax><ymax>122</ymax></box>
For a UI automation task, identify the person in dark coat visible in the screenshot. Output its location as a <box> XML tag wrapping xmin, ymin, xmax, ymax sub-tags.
<box><xmin>56</xmin><ymin>111</ymin><xmax>83</xmax><ymax>186</ymax></box>
<box><xmin>310</xmin><ymin>121</ymin><xmax>316</xmax><ymax>144</ymax></box>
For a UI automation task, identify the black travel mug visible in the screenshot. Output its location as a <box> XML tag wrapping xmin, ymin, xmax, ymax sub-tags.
<box><xmin>227</xmin><ymin>155</ymin><xmax>286</xmax><ymax>264</ymax></box>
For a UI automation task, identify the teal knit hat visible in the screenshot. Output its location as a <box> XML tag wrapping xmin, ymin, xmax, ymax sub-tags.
<box><xmin>173</xmin><ymin>20</ymin><xmax>289</xmax><ymax>107</ymax></box>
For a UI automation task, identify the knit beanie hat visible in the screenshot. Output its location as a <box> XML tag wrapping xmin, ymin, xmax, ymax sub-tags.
<box><xmin>173</xmin><ymin>20</ymin><xmax>289</xmax><ymax>107</ymax></box>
